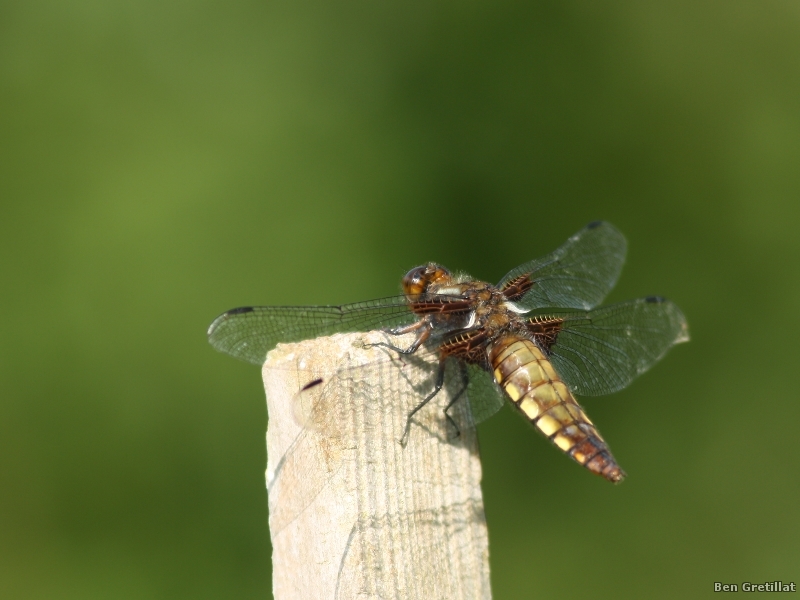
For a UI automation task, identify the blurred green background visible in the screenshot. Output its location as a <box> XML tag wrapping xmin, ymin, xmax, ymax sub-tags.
<box><xmin>2</xmin><ymin>1</ymin><xmax>799</xmax><ymax>598</ymax></box>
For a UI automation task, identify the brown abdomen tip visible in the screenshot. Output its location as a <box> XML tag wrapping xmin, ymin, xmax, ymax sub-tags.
<box><xmin>585</xmin><ymin>451</ymin><xmax>627</xmax><ymax>484</ymax></box>
<box><xmin>605</xmin><ymin>466</ymin><xmax>627</xmax><ymax>484</ymax></box>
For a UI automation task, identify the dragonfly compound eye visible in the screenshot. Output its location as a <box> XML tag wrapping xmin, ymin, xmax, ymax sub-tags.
<box><xmin>402</xmin><ymin>266</ymin><xmax>429</xmax><ymax>296</ymax></box>
<box><xmin>403</xmin><ymin>264</ymin><xmax>452</xmax><ymax>296</ymax></box>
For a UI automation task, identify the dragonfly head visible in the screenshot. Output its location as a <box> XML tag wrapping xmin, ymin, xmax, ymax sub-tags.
<box><xmin>402</xmin><ymin>263</ymin><xmax>452</xmax><ymax>297</ymax></box>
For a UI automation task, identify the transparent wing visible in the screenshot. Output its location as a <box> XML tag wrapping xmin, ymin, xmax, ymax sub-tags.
<box><xmin>266</xmin><ymin>334</ymin><xmax>479</xmax><ymax>534</ymax></box>
<box><xmin>462</xmin><ymin>362</ymin><xmax>507</xmax><ymax>425</ymax></box>
<box><xmin>498</xmin><ymin>221</ymin><xmax>627</xmax><ymax>310</ymax></box>
<box><xmin>544</xmin><ymin>297</ymin><xmax>689</xmax><ymax>396</ymax></box>
<box><xmin>209</xmin><ymin>295</ymin><xmax>420</xmax><ymax>365</ymax></box>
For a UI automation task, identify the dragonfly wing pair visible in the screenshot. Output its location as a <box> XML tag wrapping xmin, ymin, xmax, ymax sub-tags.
<box><xmin>208</xmin><ymin>220</ymin><xmax>689</xmax><ymax>483</ymax></box>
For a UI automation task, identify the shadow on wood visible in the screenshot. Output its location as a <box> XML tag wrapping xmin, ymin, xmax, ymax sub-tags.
<box><xmin>263</xmin><ymin>331</ymin><xmax>492</xmax><ymax>600</ymax></box>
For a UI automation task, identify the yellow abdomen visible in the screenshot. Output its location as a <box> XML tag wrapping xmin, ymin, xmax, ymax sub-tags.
<box><xmin>489</xmin><ymin>335</ymin><xmax>626</xmax><ymax>483</ymax></box>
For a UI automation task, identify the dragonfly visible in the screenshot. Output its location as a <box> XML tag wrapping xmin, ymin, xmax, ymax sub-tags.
<box><xmin>208</xmin><ymin>221</ymin><xmax>689</xmax><ymax>484</ymax></box>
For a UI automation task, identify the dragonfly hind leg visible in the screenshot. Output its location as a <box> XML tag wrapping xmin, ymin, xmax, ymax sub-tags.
<box><xmin>399</xmin><ymin>355</ymin><xmax>446</xmax><ymax>447</ymax></box>
<box><xmin>441</xmin><ymin>361</ymin><xmax>470</xmax><ymax>440</ymax></box>
<box><xmin>399</xmin><ymin>357</ymin><xmax>468</xmax><ymax>446</ymax></box>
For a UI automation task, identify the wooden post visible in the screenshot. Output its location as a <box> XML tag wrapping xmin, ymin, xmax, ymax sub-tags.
<box><xmin>262</xmin><ymin>331</ymin><xmax>492</xmax><ymax>600</ymax></box>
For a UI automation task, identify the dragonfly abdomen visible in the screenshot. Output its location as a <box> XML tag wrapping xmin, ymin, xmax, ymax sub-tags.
<box><xmin>489</xmin><ymin>335</ymin><xmax>626</xmax><ymax>483</ymax></box>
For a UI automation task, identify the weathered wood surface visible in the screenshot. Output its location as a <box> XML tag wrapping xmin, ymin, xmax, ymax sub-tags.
<box><xmin>263</xmin><ymin>331</ymin><xmax>492</xmax><ymax>600</ymax></box>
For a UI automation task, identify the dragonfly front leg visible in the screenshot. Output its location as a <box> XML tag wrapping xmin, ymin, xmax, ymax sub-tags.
<box><xmin>386</xmin><ymin>319</ymin><xmax>426</xmax><ymax>336</ymax></box>
<box><xmin>370</xmin><ymin>319</ymin><xmax>433</xmax><ymax>355</ymax></box>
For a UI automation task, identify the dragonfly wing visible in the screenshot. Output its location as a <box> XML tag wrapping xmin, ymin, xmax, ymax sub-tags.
<box><xmin>266</xmin><ymin>333</ymin><xmax>472</xmax><ymax>533</ymax></box>
<box><xmin>207</xmin><ymin>295</ymin><xmax>417</xmax><ymax>365</ymax></box>
<box><xmin>267</xmin><ymin>368</ymin><xmax>349</xmax><ymax>534</ymax></box>
<box><xmin>498</xmin><ymin>221</ymin><xmax>627</xmax><ymax>310</ymax></box>
<box><xmin>462</xmin><ymin>362</ymin><xmax>507</xmax><ymax>425</ymax></box>
<box><xmin>543</xmin><ymin>297</ymin><xmax>689</xmax><ymax>396</ymax></box>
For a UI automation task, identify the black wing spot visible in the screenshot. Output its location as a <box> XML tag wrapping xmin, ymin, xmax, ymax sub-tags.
<box><xmin>645</xmin><ymin>296</ymin><xmax>665</xmax><ymax>303</ymax></box>
<box><xmin>227</xmin><ymin>306</ymin><xmax>255</xmax><ymax>315</ymax></box>
<box><xmin>301</xmin><ymin>378</ymin><xmax>324</xmax><ymax>391</ymax></box>
<box><xmin>587</xmin><ymin>220</ymin><xmax>604</xmax><ymax>229</ymax></box>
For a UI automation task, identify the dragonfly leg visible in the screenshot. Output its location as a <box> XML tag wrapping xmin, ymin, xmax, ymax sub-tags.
<box><xmin>442</xmin><ymin>361</ymin><xmax>470</xmax><ymax>439</ymax></box>
<box><xmin>386</xmin><ymin>320</ymin><xmax>425</xmax><ymax>336</ymax></box>
<box><xmin>369</xmin><ymin>321</ymin><xmax>432</xmax><ymax>355</ymax></box>
<box><xmin>399</xmin><ymin>355</ymin><xmax>445</xmax><ymax>447</ymax></box>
